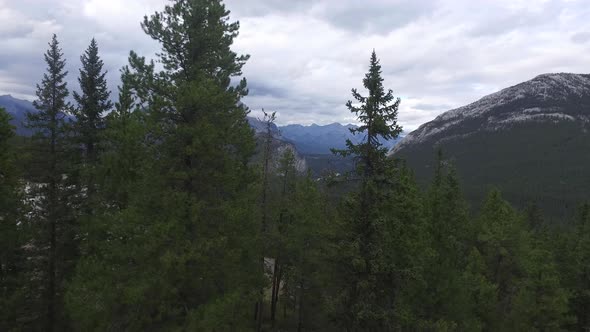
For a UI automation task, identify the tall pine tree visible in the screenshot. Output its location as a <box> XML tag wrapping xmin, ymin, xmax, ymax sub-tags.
<box><xmin>68</xmin><ymin>1</ymin><xmax>260</xmax><ymax>329</ymax></box>
<box><xmin>332</xmin><ymin>50</ymin><xmax>406</xmax><ymax>330</ymax></box>
<box><xmin>72</xmin><ymin>38</ymin><xmax>112</xmax><ymax>212</ymax></box>
<box><xmin>73</xmin><ymin>38</ymin><xmax>112</xmax><ymax>163</ymax></box>
<box><xmin>26</xmin><ymin>34</ymin><xmax>75</xmax><ymax>331</ymax></box>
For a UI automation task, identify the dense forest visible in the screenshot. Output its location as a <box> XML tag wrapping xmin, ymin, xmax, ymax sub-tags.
<box><xmin>1</xmin><ymin>0</ymin><xmax>589</xmax><ymax>331</ymax></box>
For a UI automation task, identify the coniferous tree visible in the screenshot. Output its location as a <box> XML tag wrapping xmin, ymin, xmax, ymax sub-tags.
<box><xmin>72</xmin><ymin>38</ymin><xmax>112</xmax><ymax>208</ymax></box>
<box><xmin>331</xmin><ymin>50</ymin><xmax>408</xmax><ymax>330</ymax></box>
<box><xmin>469</xmin><ymin>190</ymin><xmax>570</xmax><ymax>330</ymax></box>
<box><xmin>560</xmin><ymin>203</ymin><xmax>590</xmax><ymax>331</ymax></box>
<box><xmin>94</xmin><ymin>64</ymin><xmax>146</xmax><ymax>210</ymax></box>
<box><xmin>420</xmin><ymin>152</ymin><xmax>479</xmax><ymax>329</ymax></box>
<box><xmin>284</xmin><ymin>171</ymin><xmax>332</xmax><ymax>331</ymax></box>
<box><xmin>255</xmin><ymin>110</ymin><xmax>276</xmax><ymax>330</ymax></box>
<box><xmin>26</xmin><ymin>34</ymin><xmax>75</xmax><ymax>331</ymax></box>
<box><xmin>68</xmin><ymin>1</ymin><xmax>260</xmax><ymax>329</ymax></box>
<box><xmin>472</xmin><ymin>190</ymin><xmax>528</xmax><ymax>330</ymax></box>
<box><xmin>0</xmin><ymin>108</ymin><xmax>28</xmax><ymax>330</ymax></box>
<box><xmin>269</xmin><ymin>148</ymin><xmax>296</xmax><ymax>328</ymax></box>
<box><xmin>73</xmin><ymin>38</ymin><xmax>112</xmax><ymax>163</ymax></box>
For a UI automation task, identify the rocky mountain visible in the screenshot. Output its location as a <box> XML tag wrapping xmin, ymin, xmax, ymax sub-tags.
<box><xmin>391</xmin><ymin>73</ymin><xmax>590</xmax><ymax>218</ymax></box>
<box><xmin>0</xmin><ymin>95</ymin><xmax>36</xmax><ymax>135</ymax></box>
<box><xmin>247</xmin><ymin>116</ymin><xmax>307</xmax><ymax>173</ymax></box>
<box><xmin>280</xmin><ymin>122</ymin><xmax>402</xmax><ymax>154</ymax></box>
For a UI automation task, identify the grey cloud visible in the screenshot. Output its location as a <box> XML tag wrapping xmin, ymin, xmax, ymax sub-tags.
<box><xmin>317</xmin><ymin>0</ymin><xmax>437</xmax><ymax>34</ymax></box>
<box><xmin>225</xmin><ymin>0</ymin><xmax>437</xmax><ymax>34</ymax></box>
<box><xmin>413</xmin><ymin>103</ymin><xmax>451</xmax><ymax>111</ymax></box>
<box><xmin>225</xmin><ymin>0</ymin><xmax>315</xmax><ymax>17</ymax></box>
<box><xmin>247</xmin><ymin>82</ymin><xmax>289</xmax><ymax>98</ymax></box>
<box><xmin>2</xmin><ymin>0</ymin><xmax>590</xmax><ymax>130</ymax></box>
<box><xmin>571</xmin><ymin>32</ymin><xmax>590</xmax><ymax>44</ymax></box>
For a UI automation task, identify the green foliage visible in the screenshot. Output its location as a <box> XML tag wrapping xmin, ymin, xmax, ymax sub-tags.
<box><xmin>397</xmin><ymin>120</ymin><xmax>590</xmax><ymax>220</ymax></box>
<box><xmin>67</xmin><ymin>0</ymin><xmax>260</xmax><ymax>329</ymax></box>
<box><xmin>0</xmin><ymin>108</ymin><xmax>29</xmax><ymax>330</ymax></box>
<box><xmin>73</xmin><ymin>38</ymin><xmax>112</xmax><ymax>162</ymax></box>
<box><xmin>4</xmin><ymin>2</ymin><xmax>590</xmax><ymax>331</ymax></box>
<box><xmin>467</xmin><ymin>190</ymin><xmax>570</xmax><ymax>330</ymax></box>
<box><xmin>329</xmin><ymin>51</ymin><xmax>417</xmax><ymax>331</ymax></box>
<box><xmin>558</xmin><ymin>204</ymin><xmax>590</xmax><ymax>331</ymax></box>
<box><xmin>25</xmin><ymin>34</ymin><xmax>78</xmax><ymax>331</ymax></box>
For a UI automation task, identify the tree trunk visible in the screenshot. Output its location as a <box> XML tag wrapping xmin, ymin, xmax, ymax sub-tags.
<box><xmin>256</xmin><ymin>291</ymin><xmax>264</xmax><ymax>332</ymax></box>
<box><xmin>47</xmin><ymin>112</ymin><xmax>57</xmax><ymax>332</ymax></box>
<box><xmin>270</xmin><ymin>259</ymin><xmax>283</xmax><ymax>326</ymax></box>
<box><xmin>47</xmin><ymin>210</ymin><xmax>56</xmax><ymax>332</ymax></box>
<box><xmin>297</xmin><ymin>281</ymin><xmax>304</xmax><ymax>332</ymax></box>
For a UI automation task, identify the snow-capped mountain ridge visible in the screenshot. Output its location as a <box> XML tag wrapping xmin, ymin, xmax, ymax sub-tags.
<box><xmin>392</xmin><ymin>73</ymin><xmax>590</xmax><ymax>154</ymax></box>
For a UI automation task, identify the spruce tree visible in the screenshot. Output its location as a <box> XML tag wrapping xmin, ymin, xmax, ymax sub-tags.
<box><xmin>332</xmin><ymin>50</ymin><xmax>406</xmax><ymax>330</ymax></box>
<box><xmin>26</xmin><ymin>34</ymin><xmax>75</xmax><ymax>331</ymax></box>
<box><xmin>73</xmin><ymin>38</ymin><xmax>112</xmax><ymax>163</ymax></box>
<box><xmin>72</xmin><ymin>38</ymin><xmax>112</xmax><ymax>212</ymax></box>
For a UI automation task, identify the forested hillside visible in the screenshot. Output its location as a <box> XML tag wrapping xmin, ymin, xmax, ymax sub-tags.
<box><xmin>1</xmin><ymin>1</ymin><xmax>590</xmax><ymax>331</ymax></box>
<box><xmin>392</xmin><ymin>73</ymin><xmax>590</xmax><ymax>219</ymax></box>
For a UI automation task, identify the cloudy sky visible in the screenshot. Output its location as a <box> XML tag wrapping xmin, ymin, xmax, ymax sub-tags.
<box><xmin>1</xmin><ymin>0</ymin><xmax>590</xmax><ymax>130</ymax></box>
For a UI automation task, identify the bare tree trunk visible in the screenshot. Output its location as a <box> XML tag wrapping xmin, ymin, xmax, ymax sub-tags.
<box><xmin>270</xmin><ymin>258</ymin><xmax>278</xmax><ymax>327</ymax></box>
<box><xmin>47</xmin><ymin>208</ymin><xmax>56</xmax><ymax>332</ymax></box>
<box><xmin>256</xmin><ymin>111</ymin><xmax>277</xmax><ymax>332</ymax></box>
<box><xmin>47</xmin><ymin>116</ymin><xmax>57</xmax><ymax>332</ymax></box>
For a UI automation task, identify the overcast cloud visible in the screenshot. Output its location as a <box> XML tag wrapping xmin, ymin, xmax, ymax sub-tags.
<box><xmin>1</xmin><ymin>0</ymin><xmax>590</xmax><ymax>130</ymax></box>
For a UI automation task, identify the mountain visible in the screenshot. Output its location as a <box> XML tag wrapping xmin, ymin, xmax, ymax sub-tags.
<box><xmin>391</xmin><ymin>73</ymin><xmax>590</xmax><ymax>218</ymax></box>
<box><xmin>247</xmin><ymin>116</ymin><xmax>307</xmax><ymax>173</ymax></box>
<box><xmin>0</xmin><ymin>95</ymin><xmax>37</xmax><ymax>135</ymax></box>
<box><xmin>280</xmin><ymin>122</ymin><xmax>402</xmax><ymax>154</ymax></box>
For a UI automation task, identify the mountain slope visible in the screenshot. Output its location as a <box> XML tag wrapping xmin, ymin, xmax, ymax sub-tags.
<box><xmin>392</xmin><ymin>73</ymin><xmax>590</xmax><ymax>218</ymax></box>
<box><xmin>0</xmin><ymin>95</ymin><xmax>37</xmax><ymax>135</ymax></box>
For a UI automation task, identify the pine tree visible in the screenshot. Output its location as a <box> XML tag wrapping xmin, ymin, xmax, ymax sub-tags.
<box><xmin>73</xmin><ymin>38</ymin><xmax>112</xmax><ymax>164</ymax></box>
<box><xmin>471</xmin><ymin>190</ymin><xmax>528</xmax><ymax>329</ymax></box>
<box><xmin>269</xmin><ymin>148</ymin><xmax>297</xmax><ymax>328</ymax></box>
<box><xmin>93</xmin><ymin>64</ymin><xmax>146</xmax><ymax>210</ymax></box>
<box><xmin>331</xmin><ymin>50</ymin><xmax>406</xmax><ymax>330</ymax></box>
<box><xmin>466</xmin><ymin>190</ymin><xmax>570</xmax><ymax>330</ymax></box>
<box><xmin>255</xmin><ymin>110</ymin><xmax>276</xmax><ymax>330</ymax></box>
<box><xmin>283</xmin><ymin>171</ymin><xmax>332</xmax><ymax>331</ymax></box>
<box><xmin>560</xmin><ymin>203</ymin><xmax>590</xmax><ymax>330</ymax></box>
<box><xmin>0</xmin><ymin>108</ymin><xmax>28</xmax><ymax>330</ymax></box>
<box><xmin>67</xmin><ymin>1</ymin><xmax>260</xmax><ymax>329</ymax></box>
<box><xmin>72</xmin><ymin>38</ymin><xmax>112</xmax><ymax>211</ymax></box>
<box><xmin>26</xmin><ymin>34</ymin><xmax>75</xmax><ymax>331</ymax></box>
<box><xmin>420</xmin><ymin>151</ymin><xmax>478</xmax><ymax>328</ymax></box>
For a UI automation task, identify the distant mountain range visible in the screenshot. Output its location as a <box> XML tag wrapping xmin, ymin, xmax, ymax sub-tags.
<box><xmin>392</xmin><ymin>73</ymin><xmax>590</xmax><ymax>219</ymax></box>
<box><xmin>279</xmin><ymin>123</ymin><xmax>403</xmax><ymax>154</ymax></box>
<box><xmin>1</xmin><ymin>94</ymin><xmax>401</xmax><ymax>176</ymax></box>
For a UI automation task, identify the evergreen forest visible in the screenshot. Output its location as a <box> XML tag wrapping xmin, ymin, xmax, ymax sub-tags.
<box><xmin>1</xmin><ymin>1</ymin><xmax>589</xmax><ymax>331</ymax></box>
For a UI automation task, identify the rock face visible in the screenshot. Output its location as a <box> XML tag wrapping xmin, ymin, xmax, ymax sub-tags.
<box><xmin>391</xmin><ymin>73</ymin><xmax>590</xmax><ymax>218</ymax></box>
<box><xmin>248</xmin><ymin>116</ymin><xmax>307</xmax><ymax>173</ymax></box>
